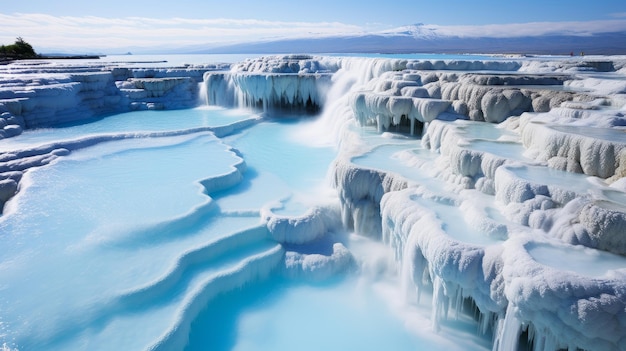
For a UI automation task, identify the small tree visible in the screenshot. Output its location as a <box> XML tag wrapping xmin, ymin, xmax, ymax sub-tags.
<box><xmin>14</xmin><ymin>37</ymin><xmax>36</xmax><ymax>56</ymax></box>
<box><xmin>0</xmin><ymin>37</ymin><xmax>38</xmax><ymax>59</ymax></box>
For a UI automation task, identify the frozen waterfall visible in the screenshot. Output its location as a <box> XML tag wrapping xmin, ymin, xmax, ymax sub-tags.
<box><xmin>202</xmin><ymin>54</ymin><xmax>626</xmax><ymax>351</ymax></box>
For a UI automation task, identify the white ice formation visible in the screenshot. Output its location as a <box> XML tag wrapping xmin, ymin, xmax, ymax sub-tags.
<box><xmin>0</xmin><ymin>60</ymin><xmax>228</xmax><ymax>135</ymax></box>
<box><xmin>203</xmin><ymin>55</ymin><xmax>332</xmax><ymax>113</ymax></box>
<box><xmin>1</xmin><ymin>54</ymin><xmax>626</xmax><ymax>351</ymax></box>
<box><xmin>206</xmin><ymin>55</ymin><xmax>626</xmax><ymax>351</ymax></box>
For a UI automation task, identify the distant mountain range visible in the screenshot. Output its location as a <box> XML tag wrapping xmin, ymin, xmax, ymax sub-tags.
<box><xmin>178</xmin><ymin>24</ymin><xmax>626</xmax><ymax>56</ymax></box>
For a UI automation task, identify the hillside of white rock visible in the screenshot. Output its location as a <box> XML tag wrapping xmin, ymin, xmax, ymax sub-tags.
<box><xmin>1</xmin><ymin>54</ymin><xmax>625</xmax><ymax>351</ymax></box>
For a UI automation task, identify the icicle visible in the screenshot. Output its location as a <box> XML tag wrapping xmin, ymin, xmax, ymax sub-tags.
<box><xmin>493</xmin><ymin>304</ymin><xmax>522</xmax><ymax>351</ymax></box>
<box><xmin>478</xmin><ymin>311</ymin><xmax>495</xmax><ymax>336</ymax></box>
<box><xmin>399</xmin><ymin>230</ymin><xmax>419</xmax><ymax>304</ymax></box>
<box><xmin>452</xmin><ymin>285</ymin><xmax>464</xmax><ymax>320</ymax></box>
<box><xmin>431</xmin><ymin>275</ymin><xmax>451</xmax><ymax>332</ymax></box>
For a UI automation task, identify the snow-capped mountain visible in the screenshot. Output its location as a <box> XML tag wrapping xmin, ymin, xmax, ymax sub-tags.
<box><xmin>377</xmin><ymin>23</ymin><xmax>442</xmax><ymax>39</ymax></box>
<box><xmin>176</xmin><ymin>23</ymin><xmax>626</xmax><ymax>55</ymax></box>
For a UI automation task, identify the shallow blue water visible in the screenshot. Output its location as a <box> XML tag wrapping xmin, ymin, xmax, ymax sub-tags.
<box><xmin>0</xmin><ymin>107</ymin><xmax>255</xmax><ymax>152</ymax></box>
<box><xmin>0</xmin><ymin>108</ymin><xmax>475</xmax><ymax>350</ymax></box>
<box><xmin>528</xmin><ymin>241</ymin><xmax>626</xmax><ymax>277</ymax></box>
<box><xmin>187</xmin><ymin>277</ymin><xmax>442</xmax><ymax>351</ymax></box>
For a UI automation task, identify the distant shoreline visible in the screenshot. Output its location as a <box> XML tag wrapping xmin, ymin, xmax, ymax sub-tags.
<box><xmin>0</xmin><ymin>54</ymin><xmax>102</xmax><ymax>64</ymax></box>
<box><xmin>39</xmin><ymin>55</ymin><xmax>102</xmax><ymax>59</ymax></box>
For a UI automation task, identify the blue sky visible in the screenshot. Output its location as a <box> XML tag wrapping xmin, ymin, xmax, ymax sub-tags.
<box><xmin>2</xmin><ymin>0</ymin><xmax>625</xmax><ymax>53</ymax></box>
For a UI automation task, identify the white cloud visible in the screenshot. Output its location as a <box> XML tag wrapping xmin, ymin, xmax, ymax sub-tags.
<box><xmin>2</xmin><ymin>12</ymin><xmax>625</xmax><ymax>53</ymax></box>
<box><xmin>0</xmin><ymin>13</ymin><xmax>365</xmax><ymax>52</ymax></box>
